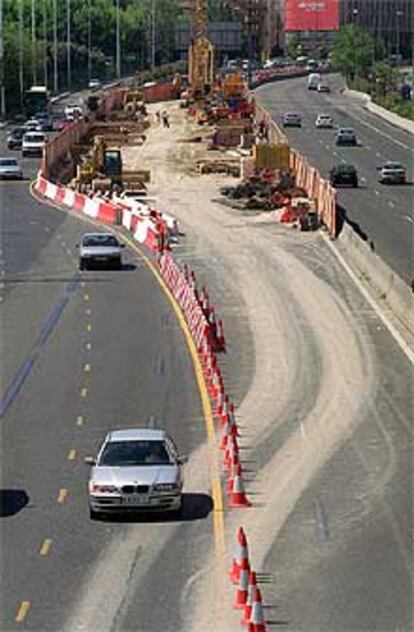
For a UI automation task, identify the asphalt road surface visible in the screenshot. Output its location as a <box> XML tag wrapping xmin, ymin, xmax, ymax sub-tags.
<box><xmin>255</xmin><ymin>75</ymin><xmax>413</xmax><ymax>285</ymax></box>
<box><xmin>0</xmin><ymin>132</ymin><xmax>214</xmax><ymax>631</ymax></box>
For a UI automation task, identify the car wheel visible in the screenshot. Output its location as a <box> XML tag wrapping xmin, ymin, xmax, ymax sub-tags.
<box><xmin>89</xmin><ymin>507</ymin><xmax>100</xmax><ymax>520</ymax></box>
<box><xmin>79</xmin><ymin>259</ymin><xmax>87</xmax><ymax>271</ymax></box>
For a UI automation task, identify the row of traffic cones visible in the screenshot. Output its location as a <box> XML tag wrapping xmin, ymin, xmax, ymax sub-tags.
<box><xmin>230</xmin><ymin>527</ymin><xmax>266</xmax><ymax>631</ymax></box>
<box><xmin>182</xmin><ymin>264</ymin><xmax>226</xmax><ymax>352</ymax></box>
<box><xmin>200</xmin><ymin>332</ymin><xmax>252</xmax><ymax>508</ymax></box>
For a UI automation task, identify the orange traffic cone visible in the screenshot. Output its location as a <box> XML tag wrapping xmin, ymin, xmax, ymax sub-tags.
<box><xmin>229</xmin><ymin>527</ymin><xmax>249</xmax><ymax>584</ymax></box>
<box><xmin>226</xmin><ymin>459</ymin><xmax>241</xmax><ymax>495</ymax></box>
<box><xmin>241</xmin><ymin>571</ymin><xmax>257</xmax><ymax>624</ymax></box>
<box><xmin>229</xmin><ymin>472</ymin><xmax>251</xmax><ymax>508</ymax></box>
<box><xmin>220</xmin><ymin>416</ymin><xmax>232</xmax><ymax>450</ymax></box>
<box><xmin>234</xmin><ymin>568</ymin><xmax>249</xmax><ymax>609</ymax></box>
<box><xmin>249</xmin><ymin>587</ymin><xmax>266</xmax><ymax>631</ymax></box>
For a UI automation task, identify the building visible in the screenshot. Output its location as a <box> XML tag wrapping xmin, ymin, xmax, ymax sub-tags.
<box><xmin>340</xmin><ymin>0</ymin><xmax>412</xmax><ymax>59</ymax></box>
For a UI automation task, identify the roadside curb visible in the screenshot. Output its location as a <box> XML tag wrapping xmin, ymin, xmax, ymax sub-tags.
<box><xmin>343</xmin><ymin>88</ymin><xmax>414</xmax><ymax>134</ymax></box>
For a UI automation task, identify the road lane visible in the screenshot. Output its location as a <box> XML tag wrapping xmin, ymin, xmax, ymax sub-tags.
<box><xmin>1</xmin><ymin>187</ymin><xmax>214</xmax><ymax>631</ymax></box>
<box><xmin>255</xmin><ymin>75</ymin><xmax>413</xmax><ymax>283</ymax></box>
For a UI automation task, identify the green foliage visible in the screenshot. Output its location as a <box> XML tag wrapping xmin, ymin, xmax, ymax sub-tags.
<box><xmin>285</xmin><ymin>36</ymin><xmax>302</xmax><ymax>60</ymax></box>
<box><xmin>2</xmin><ymin>0</ymin><xmax>184</xmax><ymax>115</ymax></box>
<box><xmin>331</xmin><ymin>25</ymin><xmax>375</xmax><ymax>80</ymax></box>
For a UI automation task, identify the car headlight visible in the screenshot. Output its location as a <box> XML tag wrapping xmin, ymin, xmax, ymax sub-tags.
<box><xmin>91</xmin><ymin>484</ymin><xmax>119</xmax><ymax>493</ymax></box>
<box><xmin>153</xmin><ymin>483</ymin><xmax>179</xmax><ymax>492</ymax></box>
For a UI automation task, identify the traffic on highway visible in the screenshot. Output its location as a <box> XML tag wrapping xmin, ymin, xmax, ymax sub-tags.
<box><xmin>1</xmin><ymin>4</ymin><xmax>413</xmax><ymax>628</ymax></box>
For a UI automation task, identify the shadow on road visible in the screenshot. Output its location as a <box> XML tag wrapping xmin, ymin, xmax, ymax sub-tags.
<box><xmin>96</xmin><ymin>492</ymin><xmax>214</xmax><ymax>524</ymax></box>
<box><xmin>0</xmin><ymin>489</ymin><xmax>29</xmax><ymax>517</ymax></box>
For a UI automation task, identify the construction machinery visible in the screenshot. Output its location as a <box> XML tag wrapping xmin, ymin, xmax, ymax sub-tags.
<box><xmin>71</xmin><ymin>136</ymin><xmax>150</xmax><ymax>193</ymax></box>
<box><xmin>185</xmin><ymin>0</ymin><xmax>214</xmax><ymax>97</ymax></box>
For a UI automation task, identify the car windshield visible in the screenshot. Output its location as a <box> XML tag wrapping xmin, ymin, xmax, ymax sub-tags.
<box><xmin>25</xmin><ymin>134</ymin><xmax>44</xmax><ymax>142</ymax></box>
<box><xmin>384</xmin><ymin>163</ymin><xmax>403</xmax><ymax>169</ymax></box>
<box><xmin>11</xmin><ymin>128</ymin><xmax>25</xmax><ymax>137</ymax></box>
<box><xmin>83</xmin><ymin>235</ymin><xmax>119</xmax><ymax>247</ymax></box>
<box><xmin>99</xmin><ymin>440</ymin><xmax>172</xmax><ymax>466</ymax></box>
<box><xmin>0</xmin><ymin>158</ymin><xmax>18</xmax><ymax>166</ymax></box>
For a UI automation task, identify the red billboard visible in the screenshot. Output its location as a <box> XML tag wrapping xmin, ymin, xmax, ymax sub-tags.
<box><xmin>285</xmin><ymin>0</ymin><xmax>339</xmax><ymax>31</ymax></box>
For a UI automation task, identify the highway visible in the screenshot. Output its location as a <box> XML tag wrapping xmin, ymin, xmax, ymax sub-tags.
<box><xmin>0</xmin><ymin>133</ymin><xmax>216</xmax><ymax>631</ymax></box>
<box><xmin>255</xmin><ymin>75</ymin><xmax>413</xmax><ymax>285</ymax></box>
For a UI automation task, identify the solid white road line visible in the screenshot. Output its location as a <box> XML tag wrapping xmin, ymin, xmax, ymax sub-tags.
<box><xmin>323</xmin><ymin>235</ymin><xmax>414</xmax><ymax>365</ymax></box>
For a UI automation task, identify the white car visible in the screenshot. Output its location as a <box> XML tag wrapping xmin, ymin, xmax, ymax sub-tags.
<box><xmin>85</xmin><ymin>428</ymin><xmax>186</xmax><ymax>519</ymax></box>
<box><xmin>315</xmin><ymin>114</ymin><xmax>334</xmax><ymax>128</ymax></box>
<box><xmin>22</xmin><ymin>132</ymin><xmax>47</xmax><ymax>157</ymax></box>
<box><xmin>64</xmin><ymin>103</ymin><xmax>82</xmax><ymax>118</ymax></box>
<box><xmin>78</xmin><ymin>232</ymin><xmax>125</xmax><ymax>270</ymax></box>
<box><xmin>283</xmin><ymin>112</ymin><xmax>302</xmax><ymax>127</ymax></box>
<box><xmin>0</xmin><ymin>157</ymin><xmax>23</xmax><ymax>179</ymax></box>
<box><xmin>88</xmin><ymin>78</ymin><xmax>101</xmax><ymax>90</ymax></box>
<box><xmin>24</xmin><ymin>119</ymin><xmax>42</xmax><ymax>132</ymax></box>
<box><xmin>317</xmin><ymin>82</ymin><xmax>330</xmax><ymax>93</ymax></box>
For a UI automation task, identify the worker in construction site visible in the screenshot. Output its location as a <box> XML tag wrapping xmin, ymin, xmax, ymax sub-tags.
<box><xmin>162</xmin><ymin>110</ymin><xmax>170</xmax><ymax>128</ymax></box>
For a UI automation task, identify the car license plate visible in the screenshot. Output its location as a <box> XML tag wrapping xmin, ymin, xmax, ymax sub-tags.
<box><xmin>122</xmin><ymin>495</ymin><xmax>148</xmax><ymax>505</ymax></box>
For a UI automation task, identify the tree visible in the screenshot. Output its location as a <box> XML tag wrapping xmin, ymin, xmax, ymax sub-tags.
<box><xmin>331</xmin><ymin>25</ymin><xmax>375</xmax><ymax>81</ymax></box>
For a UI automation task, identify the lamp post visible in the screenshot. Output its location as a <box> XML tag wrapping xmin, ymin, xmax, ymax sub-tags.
<box><xmin>43</xmin><ymin>0</ymin><xmax>47</xmax><ymax>88</ymax></box>
<box><xmin>19</xmin><ymin>0</ymin><xmax>24</xmax><ymax>107</ymax></box>
<box><xmin>151</xmin><ymin>0</ymin><xmax>156</xmax><ymax>72</ymax></box>
<box><xmin>88</xmin><ymin>0</ymin><xmax>92</xmax><ymax>82</ymax></box>
<box><xmin>116</xmin><ymin>0</ymin><xmax>121</xmax><ymax>78</ymax></box>
<box><xmin>0</xmin><ymin>0</ymin><xmax>5</xmax><ymax>118</ymax></box>
<box><xmin>67</xmin><ymin>0</ymin><xmax>71</xmax><ymax>90</ymax></box>
<box><xmin>53</xmin><ymin>0</ymin><xmax>58</xmax><ymax>92</ymax></box>
<box><xmin>396</xmin><ymin>10</ymin><xmax>402</xmax><ymax>60</ymax></box>
<box><xmin>32</xmin><ymin>0</ymin><xmax>37</xmax><ymax>84</ymax></box>
<box><xmin>353</xmin><ymin>8</ymin><xmax>358</xmax><ymax>81</ymax></box>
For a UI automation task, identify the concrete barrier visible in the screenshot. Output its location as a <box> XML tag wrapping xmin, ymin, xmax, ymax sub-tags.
<box><xmin>344</xmin><ymin>89</ymin><xmax>414</xmax><ymax>135</ymax></box>
<box><xmin>338</xmin><ymin>222</ymin><xmax>413</xmax><ymax>332</ymax></box>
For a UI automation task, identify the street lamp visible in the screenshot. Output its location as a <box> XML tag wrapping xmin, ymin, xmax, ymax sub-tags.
<box><xmin>32</xmin><ymin>0</ymin><xmax>37</xmax><ymax>84</ymax></box>
<box><xmin>53</xmin><ymin>0</ymin><xmax>58</xmax><ymax>92</ymax></box>
<box><xmin>88</xmin><ymin>0</ymin><xmax>92</xmax><ymax>82</ymax></box>
<box><xmin>67</xmin><ymin>0</ymin><xmax>71</xmax><ymax>90</ymax></box>
<box><xmin>19</xmin><ymin>0</ymin><xmax>24</xmax><ymax>107</ymax></box>
<box><xmin>116</xmin><ymin>0</ymin><xmax>121</xmax><ymax>78</ymax></box>
<box><xmin>396</xmin><ymin>10</ymin><xmax>402</xmax><ymax>60</ymax></box>
<box><xmin>353</xmin><ymin>8</ymin><xmax>358</xmax><ymax>81</ymax></box>
<box><xmin>151</xmin><ymin>0</ymin><xmax>156</xmax><ymax>72</ymax></box>
<box><xmin>0</xmin><ymin>0</ymin><xmax>5</xmax><ymax>118</ymax></box>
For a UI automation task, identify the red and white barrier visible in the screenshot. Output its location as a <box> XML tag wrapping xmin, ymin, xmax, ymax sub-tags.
<box><xmin>34</xmin><ymin>173</ymin><xmax>167</xmax><ymax>253</ymax></box>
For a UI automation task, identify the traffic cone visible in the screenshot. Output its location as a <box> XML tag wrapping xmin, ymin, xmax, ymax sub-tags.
<box><xmin>226</xmin><ymin>459</ymin><xmax>242</xmax><ymax>495</ymax></box>
<box><xmin>225</xmin><ymin>436</ymin><xmax>238</xmax><ymax>470</ymax></box>
<box><xmin>234</xmin><ymin>568</ymin><xmax>249</xmax><ymax>609</ymax></box>
<box><xmin>249</xmin><ymin>587</ymin><xmax>266</xmax><ymax>631</ymax></box>
<box><xmin>229</xmin><ymin>472</ymin><xmax>251</xmax><ymax>508</ymax></box>
<box><xmin>220</xmin><ymin>395</ymin><xmax>229</xmax><ymax>427</ymax></box>
<box><xmin>220</xmin><ymin>417</ymin><xmax>230</xmax><ymax>450</ymax></box>
<box><xmin>216</xmin><ymin>388</ymin><xmax>224</xmax><ymax>416</ymax></box>
<box><xmin>241</xmin><ymin>571</ymin><xmax>257</xmax><ymax>624</ymax></box>
<box><xmin>229</xmin><ymin>527</ymin><xmax>249</xmax><ymax>583</ymax></box>
<box><xmin>216</xmin><ymin>318</ymin><xmax>226</xmax><ymax>352</ymax></box>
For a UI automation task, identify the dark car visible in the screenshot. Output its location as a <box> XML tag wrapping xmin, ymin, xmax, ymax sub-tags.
<box><xmin>336</xmin><ymin>128</ymin><xmax>357</xmax><ymax>146</ymax></box>
<box><xmin>6</xmin><ymin>127</ymin><xmax>25</xmax><ymax>149</ymax></box>
<box><xmin>35</xmin><ymin>112</ymin><xmax>53</xmax><ymax>132</ymax></box>
<box><xmin>283</xmin><ymin>112</ymin><xmax>302</xmax><ymax>127</ymax></box>
<box><xmin>329</xmin><ymin>164</ymin><xmax>358</xmax><ymax>187</ymax></box>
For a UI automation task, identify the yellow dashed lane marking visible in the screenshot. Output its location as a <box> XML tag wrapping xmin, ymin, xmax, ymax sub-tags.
<box><xmin>15</xmin><ymin>601</ymin><xmax>31</xmax><ymax>623</ymax></box>
<box><xmin>28</xmin><ymin>182</ymin><xmax>225</xmax><ymax>560</ymax></box>
<box><xmin>83</xmin><ymin>363</ymin><xmax>91</xmax><ymax>372</ymax></box>
<box><xmin>80</xmin><ymin>388</ymin><xmax>88</xmax><ymax>398</ymax></box>
<box><xmin>57</xmin><ymin>488</ymin><xmax>68</xmax><ymax>504</ymax></box>
<box><xmin>85</xmin><ymin>342</ymin><xmax>92</xmax><ymax>351</ymax></box>
<box><xmin>76</xmin><ymin>415</ymin><xmax>84</xmax><ymax>426</ymax></box>
<box><xmin>39</xmin><ymin>539</ymin><xmax>52</xmax><ymax>556</ymax></box>
<box><xmin>85</xmin><ymin>308</ymin><xmax>92</xmax><ymax>315</ymax></box>
<box><xmin>86</xmin><ymin>323</ymin><xmax>92</xmax><ymax>332</ymax></box>
<box><xmin>67</xmin><ymin>449</ymin><xmax>77</xmax><ymax>461</ymax></box>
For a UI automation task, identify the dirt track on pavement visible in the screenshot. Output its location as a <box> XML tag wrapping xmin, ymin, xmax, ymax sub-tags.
<box><xmin>123</xmin><ymin>104</ymin><xmax>380</xmax><ymax>630</ymax></box>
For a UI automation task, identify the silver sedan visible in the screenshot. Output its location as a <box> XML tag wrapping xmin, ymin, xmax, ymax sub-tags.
<box><xmin>85</xmin><ymin>428</ymin><xmax>186</xmax><ymax>519</ymax></box>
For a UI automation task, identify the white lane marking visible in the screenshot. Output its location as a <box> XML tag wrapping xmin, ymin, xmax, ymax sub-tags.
<box><xmin>404</xmin><ymin>215</ymin><xmax>413</xmax><ymax>223</ymax></box>
<box><xmin>366</xmin><ymin>145</ymin><xmax>371</xmax><ymax>150</ymax></box>
<box><xmin>356</xmin><ymin>117</ymin><xmax>410</xmax><ymax>151</ymax></box>
<box><xmin>323</xmin><ymin>235</ymin><xmax>414</xmax><ymax>365</ymax></box>
<box><xmin>325</xmin><ymin>145</ymin><xmax>330</xmax><ymax>150</ymax></box>
<box><xmin>66</xmin><ymin>248</ymin><xmax>72</xmax><ymax>255</ymax></box>
<box><xmin>374</xmin><ymin>190</ymin><xmax>380</xmax><ymax>195</ymax></box>
<box><xmin>376</xmin><ymin>152</ymin><xmax>381</xmax><ymax>158</ymax></box>
<box><xmin>388</xmin><ymin>201</ymin><xmax>395</xmax><ymax>208</ymax></box>
<box><xmin>332</xmin><ymin>150</ymin><xmax>338</xmax><ymax>156</ymax></box>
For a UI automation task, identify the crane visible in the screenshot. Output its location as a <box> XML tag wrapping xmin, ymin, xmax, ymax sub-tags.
<box><xmin>184</xmin><ymin>0</ymin><xmax>215</xmax><ymax>96</ymax></box>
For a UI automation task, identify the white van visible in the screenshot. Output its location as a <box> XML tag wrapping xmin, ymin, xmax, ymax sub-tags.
<box><xmin>307</xmin><ymin>73</ymin><xmax>321</xmax><ymax>90</ymax></box>
<box><xmin>22</xmin><ymin>132</ymin><xmax>47</xmax><ymax>157</ymax></box>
